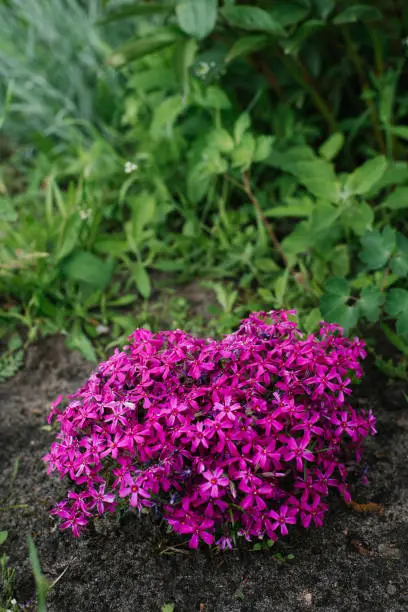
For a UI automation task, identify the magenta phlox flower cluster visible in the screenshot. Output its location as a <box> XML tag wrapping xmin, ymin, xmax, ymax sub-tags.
<box><xmin>44</xmin><ymin>310</ymin><xmax>376</xmax><ymax>547</ymax></box>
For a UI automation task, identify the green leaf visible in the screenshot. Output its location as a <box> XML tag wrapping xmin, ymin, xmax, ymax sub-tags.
<box><xmin>253</xmin><ymin>135</ymin><xmax>275</xmax><ymax>162</ymax></box>
<box><xmin>265</xmin><ymin>199</ymin><xmax>313</xmax><ymax>218</ymax></box>
<box><xmin>130</xmin><ymin>192</ymin><xmax>156</xmax><ymax>237</ymax></box>
<box><xmin>62</xmin><ymin>251</ymin><xmax>114</xmax><ymax>289</ymax></box>
<box><xmin>66</xmin><ymin>329</ymin><xmax>97</xmax><ymax>362</ymax></box>
<box><xmin>359</xmin><ymin>286</ymin><xmax>384</xmax><ymax>322</ymax></box>
<box><xmin>359</xmin><ymin>226</ymin><xmax>396</xmax><ymax>270</ymax></box>
<box><xmin>382</xmin><ymin>186</ymin><xmax>408</xmax><ymax>210</ymax></box>
<box><xmin>320</xmin><ymin>277</ymin><xmax>360</xmax><ymax>332</ymax></box>
<box><xmin>303</xmin><ymin>307</ymin><xmax>322</xmax><ymax>334</ymax></box>
<box><xmin>176</xmin><ymin>0</ymin><xmax>218</xmax><ymax>40</ymax></box>
<box><xmin>56</xmin><ymin>214</ymin><xmax>82</xmax><ymax>262</ymax></box>
<box><xmin>150</xmin><ymin>95</ymin><xmax>184</xmax><ymax>139</ymax></box>
<box><xmin>102</xmin><ymin>1</ymin><xmax>175</xmax><ymax>22</ymax></box>
<box><xmin>388</xmin><ymin>125</ymin><xmax>408</xmax><ymax>140</ymax></box>
<box><xmin>318</xmin><ymin>132</ymin><xmax>344</xmax><ymax>161</ymax></box>
<box><xmin>281</xmin><ymin>19</ymin><xmax>324</xmax><ymax>55</ymax></box>
<box><xmin>385</xmin><ymin>289</ymin><xmax>408</xmax><ymax>335</ymax></box>
<box><xmin>161</xmin><ymin>605</ymin><xmax>175</xmax><ymax>612</ymax></box>
<box><xmin>109</xmin><ymin>28</ymin><xmax>181</xmax><ymax>66</ymax></box>
<box><xmin>209</xmin><ymin>128</ymin><xmax>234</xmax><ymax>153</ymax></box>
<box><xmin>284</xmin><ymin>158</ymin><xmax>339</xmax><ymax>202</ymax></box>
<box><xmin>201</xmin><ymin>86</ymin><xmax>231</xmax><ymax>109</ymax></box>
<box><xmin>174</xmin><ymin>37</ymin><xmax>198</xmax><ymax>96</ymax></box>
<box><xmin>268</xmin><ymin>1</ymin><xmax>309</xmax><ymax>26</ymax></box>
<box><xmin>381</xmin><ymin>323</ymin><xmax>408</xmax><ymax>357</ymax></box>
<box><xmin>391</xmin><ymin>232</ymin><xmax>408</xmax><ymax>277</ymax></box>
<box><xmin>225</xmin><ymin>34</ymin><xmax>269</xmax><ymax>63</ymax></box>
<box><xmin>231</xmin><ymin>132</ymin><xmax>256</xmax><ymax>169</ymax></box>
<box><xmin>333</xmin><ymin>5</ymin><xmax>382</xmax><ymax>24</ymax></box>
<box><xmin>0</xmin><ymin>531</ymin><xmax>8</xmax><ymax>546</ymax></box>
<box><xmin>94</xmin><ymin>237</ymin><xmax>128</xmax><ymax>256</ymax></box>
<box><xmin>331</xmin><ymin>244</ymin><xmax>350</xmax><ymax>277</ymax></box>
<box><xmin>345</xmin><ymin>155</ymin><xmax>387</xmax><ymax>196</ymax></box>
<box><xmin>132</xmin><ymin>262</ymin><xmax>151</xmax><ymax>298</ymax></box>
<box><xmin>28</xmin><ymin>536</ymin><xmax>50</xmax><ymax>612</ymax></box>
<box><xmin>234</xmin><ymin>112</ymin><xmax>251</xmax><ymax>144</ymax></box>
<box><xmin>221</xmin><ymin>5</ymin><xmax>287</xmax><ymax>36</ymax></box>
<box><xmin>187</xmin><ymin>163</ymin><xmax>213</xmax><ymax>203</ymax></box>
<box><xmin>340</xmin><ymin>201</ymin><xmax>374</xmax><ymax>236</ymax></box>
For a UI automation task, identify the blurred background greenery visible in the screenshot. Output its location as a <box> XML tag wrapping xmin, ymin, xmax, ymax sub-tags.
<box><xmin>1</xmin><ymin>0</ymin><xmax>408</xmax><ymax>378</ymax></box>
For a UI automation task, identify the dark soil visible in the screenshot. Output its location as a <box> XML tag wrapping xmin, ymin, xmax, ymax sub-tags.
<box><xmin>1</xmin><ymin>336</ymin><xmax>408</xmax><ymax>612</ymax></box>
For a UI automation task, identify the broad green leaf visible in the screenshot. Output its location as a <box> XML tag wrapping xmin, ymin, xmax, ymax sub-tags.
<box><xmin>176</xmin><ymin>0</ymin><xmax>218</xmax><ymax>40</ymax></box>
<box><xmin>130</xmin><ymin>193</ymin><xmax>156</xmax><ymax>237</ymax></box>
<box><xmin>62</xmin><ymin>251</ymin><xmax>114</xmax><ymax>289</ymax></box>
<box><xmin>109</xmin><ymin>29</ymin><xmax>181</xmax><ymax>66</ymax></box>
<box><xmin>359</xmin><ymin>286</ymin><xmax>384</xmax><ymax>322</ymax></box>
<box><xmin>253</xmin><ymin>135</ymin><xmax>275</xmax><ymax>162</ymax></box>
<box><xmin>285</xmin><ymin>158</ymin><xmax>339</xmax><ymax>202</ymax></box>
<box><xmin>67</xmin><ymin>329</ymin><xmax>97</xmax><ymax>362</ymax></box>
<box><xmin>266</xmin><ymin>145</ymin><xmax>316</xmax><ymax>170</ymax></box>
<box><xmin>345</xmin><ymin>156</ymin><xmax>387</xmax><ymax>196</ymax></box>
<box><xmin>281</xmin><ymin>220</ymin><xmax>313</xmax><ymax>255</ymax></box>
<box><xmin>187</xmin><ymin>163</ymin><xmax>213</xmax><ymax>203</ymax></box>
<box><xmin>382</xmin><ymin>186</ymin><xmax>408</xmax><ymax>210</ymax></box>
<box><xmin>231</xmin><ymin>133</ymin><xmax>256</xmax><ymax>169</ymax></box>
<box><xmin>333</xmin><ymin>5</ymin><xmax>382</xmax><ymax>24</ymax></box>
<box><xmin>132</xmin><ymin>262</ymin><xmax>151</xmax><ymax>298</ymax></box>
<box><xmin>318</xmin><ymin>132</ymin><xmax>344</xmax><ymax>161</ymax></box>
<box><xmin>234</xmin><ymin>112</ymin><xmax>251</xmax><ymax>144</ymax></box>
<box><xmin>320</xmin><ymin>278</ymin><xmax>360</xmax><ymax>332</ymax></box>
<box><xmin>331</xmin><ymin>244</ymin><xmax>350</xmax><ymax>277</ymax></box>
<box><xmin>391</xmin><ymin>232</ymin><xmax>408</xmax><ymax>277</ymax></box>
<box><xmin>385</xmin><ymin>289</ymin><xmax>408</xmax><ymax>335</ymax></box>
<box><xmin>102</xmin><ymin>2</ymin><xmax>175</xmax><ymax>22</ymax></box>
<box><xmin>340</xmin><ymin>201</ymin><xmax>373</xmax><ymax>236</ymax></box>
<box><xmin>201</xmin><ymin>86</ymin><xmax>231</xmax><ymax>109</ymax></box>
<box><xmin>0</xmin><ymin>531</ymin><xmax>8</xmax><ymax>546</ymax></box>
<box><xmin>389</xmin><ymin>125</ymin><xmax>408</xmax><ymax>140</ymax></box>
<box><xmin>221</xmin><ymin>5</ymin><xmax>287</xmax><ymax>37</ymax></box>
<box><xmin>209</xmin><ymin>128</ymin><xmax>234</xmax><ymax>153</ymax></box>
<box><xmin>359</xmin><ymin>226</ymin><xmax>396</xmax><ymax>270</ymax></box>
<box><xmin>94</xmin><ymin>236</ymin><xmax>128</xmax><ymax>256</ymax></box>
<box><xmin>366</xmin><ymin>162</ymin><xmax>408</xmax><ymax>197</ymax></box>
<box><xmin>303</xmin><ymin>307</ymin><xmax>322</xmax><ymax>334</ymax></box>
<box><xmin>174</xmin><ymin>37</ymin><xmax>198</xmax><ymax>96</ymax></box>
<box><xmin>56</xmin><ymin>214</ymin><xmax>82</xmax><ymax>262</ymax></box>
<box><xmin>150</xmin><ymin>95</ymin><xmax>184</xmax><ymax>139</ymax></box>
<box><xmin>265</xmin><ymin>199</ymin><xmax>313</xmax><ymax>218</ymax></box>
<box><xmin>268</xmin><ymin>1</ymin><xmax>309</xmax><ymax>26</ymax></box>
<box><xmin>225</xmin><ymin>35</ymin><xmax>269</xmax><ymax>63</ymax></box>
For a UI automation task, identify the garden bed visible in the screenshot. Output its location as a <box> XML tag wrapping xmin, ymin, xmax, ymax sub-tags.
<box><xmin>1</xmin><ymin>336</ymin><xmax>408</xmax><ymax>612</ymax></box>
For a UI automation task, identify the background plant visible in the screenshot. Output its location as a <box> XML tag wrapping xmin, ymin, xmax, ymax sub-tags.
<box><xmin>0</xmin><ymin>0</ymin><xmax>407</xmax><ymax>373</ymax></box>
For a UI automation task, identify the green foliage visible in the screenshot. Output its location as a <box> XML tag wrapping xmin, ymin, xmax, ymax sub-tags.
<box><xmin>0</xmin><ymin>0</ymin><xmax>407</xmax><ymax>369</ymax></box>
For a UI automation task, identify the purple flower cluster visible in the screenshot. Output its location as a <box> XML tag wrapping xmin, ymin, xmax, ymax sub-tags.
<box><xmin>44</xmin><ymin>310</ymin><xmax>376</xmax><ymax>548</ymax></box>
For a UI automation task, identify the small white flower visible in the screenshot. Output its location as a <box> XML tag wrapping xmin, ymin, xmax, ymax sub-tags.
<box><xmin>124</xmin><ymin>161</ymin><xmax>138</xmax><ymax>174</ymax></box>
<box><xmin>195</xmin><ymin>62</ymin><xmax>210</xmax><ymax>78</ymax></box>
<box><xmin>79</xmin><ymin>208</ymin><xmax>92</xmax><ymax>220</ymax></box>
